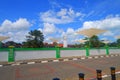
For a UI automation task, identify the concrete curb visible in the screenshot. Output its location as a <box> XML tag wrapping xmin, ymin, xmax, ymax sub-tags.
<box><xmin>0</xmin><ymin>54</ymin><xmax>120</xmax><ymax>67</ymax></box>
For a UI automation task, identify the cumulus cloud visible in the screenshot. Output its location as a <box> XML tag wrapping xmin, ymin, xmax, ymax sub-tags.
<box><xmin>4</xmin><ymin>31</ymin><xmax>28</xmax><ymax>42</ymax></box>
<box><xmin>0</xmin><ymin>18</ymin><xmax>31</xmax><ymax>33</ymax></box>
<box><xmin>0</xmin><ymin>18</ymin><xmax>32</xmax><ymax>42</ymax></box>
<box><xmin>103</xmin><ymin>31</ymin><xmax>114</xmax><ymax>36</ymax></box>
<box><xmin>61</xmin><ymin>28</ymin><xmax>81</xmax><ymax>44</ymax></box>
<box><xmin>82</xmin><ymin>16</ymin><xmax>120</xmax><ymax>30</ymax></box>
<box><xmin>40</xmin><ymin>8</ymin><xmax>84</xmax><ymax>24</ymax></box>
<box><xmin>43</xmin><ymin>23</ymin><xmax>57</xmax><ymax>34</ymax></box>
<box><xmin>40</xmin><ymin>8</ymin><xmax>120</xmax><ymax>43</ymax></box>
<box><xmin>66</xmin><ymin>28</ymin><xmax>75</xmax><ymax>35</ymax></box>
<box><xmin>80</xmin><ymin>16</ymin><xmax>120</xmax><ymax>37</ymax></box>
<box><xmin>39</xmin><ymin>8</ymin><xmax>85</xmax><ymax>44</ymax></box>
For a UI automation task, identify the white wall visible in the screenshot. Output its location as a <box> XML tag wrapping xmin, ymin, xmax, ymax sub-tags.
<box><xmin>0</xmin><ymin>51</ymin><xmax>8</xmax><ymax>62</ymax></box>
<box><xmin>90</xmin><ymin>49</ymin><xmax>106</xmax><ymax>55</ymax></box>
<box><xmin>0</xmin><ymin>49</ymin><xmax>120</xmax><ymax>62</ymax></box>
<box><xmin>15</xmin><ymin>50</ymin><xmax>56</xmax><ymax>61</ymax></box>
<box><xmin>61</xmin><ymin>50</ymin><xmax>86</xmax><ymax>57</ymax></box>
<box><xmin>109</xmin><ymin>49</ymin><xmax>120</xmax><ymax>54</ymax></box>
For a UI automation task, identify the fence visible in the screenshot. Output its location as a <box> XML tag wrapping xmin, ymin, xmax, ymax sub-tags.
<box><xmin>53</xmin><ymin>67</ymin><xmax>117</xmax><ymax>80</ymax></box>
<box><xmin>0</xmin><ymin>47</ymin><xmax>120</xmax><ymax>62</ymax></box>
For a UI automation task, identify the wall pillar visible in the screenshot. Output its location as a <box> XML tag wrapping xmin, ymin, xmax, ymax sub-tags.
<box><xmin>56</xmin><ymin>47</ymin><xmax>61</xmax><ymax>58</ymax></box>
<box><xmin>86</xmin><ymin>47</ymin><xmax>90</xmax><ymax>56</ymax></box>
<box><xmin>105</xmin><ymin>45</ymin><xmax>109</xmax><ymax>55</ymax></box>
<box><xmin>8</xmin><ymin>46</ymin><xmax>15</xmax><ymax>62</ymax></box>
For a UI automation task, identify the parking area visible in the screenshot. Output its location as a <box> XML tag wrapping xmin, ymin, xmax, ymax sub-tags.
<box><xmin>0</xmin><ymin>56</ymin><xmax>120</xmax><ymax>80</ymax></box>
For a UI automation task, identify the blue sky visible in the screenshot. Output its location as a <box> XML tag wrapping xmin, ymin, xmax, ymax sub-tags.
<box><xmin>0</xmin><ymin>0</ymin><xmax>120</xmax><ymax>44</ymax></box>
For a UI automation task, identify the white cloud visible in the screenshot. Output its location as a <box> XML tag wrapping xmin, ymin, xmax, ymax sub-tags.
<box><xmin>66</xmin><ymin>28</ymin><xmax>75</xmax><ymax>35</ymax></box>
<box><xmin>80</xmin><ymin>16</ymin><xmax>120</xmax><ymax>37</ymax></box>
<box><xmin>61</xmin><ymin>32</ymin><xmax>66</xmax><ymax>37</ymax></box>
<box><xmin>38</xmin><ymin>28</ymin><xmax>43</xmax><ymax>32</ymax></box>
<box><xmin>0</xmin><ymin>18</ymin><xmax>32</xmax><ymax>43</ymax></box>
<box><xmin>39</xmin><ymin>8</ymin><xmax>85</xmax><ymax>44</ymax></box>
<box><xmin>1</xmin><ymin>31</ymin><xmax>29</xmax><ymax>43</ymax></box>
<box><xmin>40</xmin><ymin>8</ymin><xmax>84</xmax><ymax>24</ymax></box>
<box><xmin>43</xmin><ymin>27</ymin><xmax>80</xmax><ymax>44</ymax></box>
<box><xmin>40</xmin><ymin>12</ymin><xmax>120</xmax><ymax>44</ymax></box>
<box><xmin>57</xmin><ymin>9</ymin><xmax>67</xmax><ymax>16</ymax></box>
<box><xmin>43</xmin><ymin>23</ymin><xmax>56</xmax><ymax>34</ymax></box>
<box><xmin>0</xmin><ymin>18</ymin><xmax>31</xmax><ymax>33</ymax></box>
<box><xmin>103</xmin><ymin>31</ymin><xmax>114</xmax><ymax>36</ymax></box>
<box><xmin>82</xmin><ymin>16</ymin><xmax>120</xmax><ymax>30</ymax></box>
<box><xmin>63</xmin><ymin>28</ymin><xmax>80</xmax><ymax>44</ymax></box>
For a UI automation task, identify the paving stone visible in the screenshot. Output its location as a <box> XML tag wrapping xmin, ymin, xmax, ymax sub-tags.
<box><xmin>0</xmin><ymin>56</ymin><xmax>120</xmax><ymax>80</ymax></box>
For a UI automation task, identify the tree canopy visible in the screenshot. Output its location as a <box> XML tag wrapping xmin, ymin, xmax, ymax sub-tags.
<box><xmin>117</xmin><ymin>39</ymin><xmax>120</xmax><ymax>47</ymax></box>
<box><xmin>84</xmin><ymin>35</ymin><xmax>105</xmax><ymax>48</ymax></box>
<box><xmin>23</xmin><ymin>30</ymin><xmax>44</xmax><ymax>48</ymax></box>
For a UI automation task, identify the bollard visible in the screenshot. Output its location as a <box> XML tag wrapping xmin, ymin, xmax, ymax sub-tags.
<box><xmin>96</xmin><ymin>70</ymin><xmax>102</xmax><ymax>80</ymax></box>
<box><xmin>110</xmin><ymin>67</ymin><xmax>116</xmax><ymax>80</ymax></box>
<box><xmin>53</xmin><ymin>78</ymin><xmax>60</xmax><ymax>80</ymax></box>
<box><xmin>78</xmin><ymin>73</ymin><xmax>85</xmax><ymax>80</ymax></box>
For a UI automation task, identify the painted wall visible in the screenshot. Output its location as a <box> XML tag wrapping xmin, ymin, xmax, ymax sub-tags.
<box><xmin>0</xmin><ymin>51</ymin><xmax>8</xmax><ymax>61</ymax></box>
<box><xmin>109</xmin><ymin>49</ymin><xmax>120</xmax><ymax>54</ymax></box>
<box><xmin>15</xmin><ymin>50</ymin><xmax>56</xmax><ymax>60</ymax></box>
<box><xmin>90</xmin><ymin>49</ymin><xmax>106</xmax><ymax>55</ymax></box>
<box><xmin>61</xmin><ymin>50</ymin><xmax>86</xmax><ymax>57</ymax></box>
<box><xmin>0</xmin><ymin>48</ymin><xmax>120</xmax><ymax>62</ymax></box>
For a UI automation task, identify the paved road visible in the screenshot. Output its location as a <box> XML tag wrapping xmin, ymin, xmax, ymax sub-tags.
<box><xmin>0</xmin><ymin>56</ymin><xmax>120</xmax><ymax>80</ymax></box>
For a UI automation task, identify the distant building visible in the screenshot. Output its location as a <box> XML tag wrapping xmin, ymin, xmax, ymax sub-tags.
<box><xmin>58</xmin><ymin>44</ymin><xmax>63</xmax><ymax>47</ymax></box>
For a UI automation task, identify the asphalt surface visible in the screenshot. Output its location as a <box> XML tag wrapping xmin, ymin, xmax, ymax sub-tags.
<box><xmin>0</xmin><ymin>56</ymin><xmax>120</xmax><ymax>80</ymax></box>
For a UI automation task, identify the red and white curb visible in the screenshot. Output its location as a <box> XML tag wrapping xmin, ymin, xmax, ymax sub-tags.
<box><xmin>0</xmin><ymin>54</ymin><xmax>120</xmax><ymax>67</ymax></box>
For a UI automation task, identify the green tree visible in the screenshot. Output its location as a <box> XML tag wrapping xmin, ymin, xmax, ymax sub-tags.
<box><xmin>23</xmin><ymin>30</ymin><xmax>44</xmax><ymax>48</ymax></box>
<box><xmin>117</xmin><ymin>39</ymin><xmax>120</xmax><ymax>47</ymax></box>
<box><xmin>85</xmin><ymin>35</ymin><xmax>101</xmax><ymax>48</ymax></box>
<box><xmin>90</xmin><ymin>35</ymin><xmax>100</xmax><ymax>48</ymax></box>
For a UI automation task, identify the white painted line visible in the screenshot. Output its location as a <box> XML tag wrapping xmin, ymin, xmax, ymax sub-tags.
<box><xmin>102</xmin><ymin>75</ymin><xmax>109</xmax><ymax>78</ymax></box>
<box><xmin>100</xmin><ymin>56</ymin><xmax>104</xmax><ymax>58</ymax></box>
<box><xmin>111</xmin><ymin>55</ymin><xmax>114</xmax><ymax>57</ymax></box>
<box><xmin>11</xmin><ymin>63</ymin><xmax>20</xmax><ymax>66</ymax></box>
<box><xmin>0</xmin><ymin>65</ymin><xmax>3</xmax><ymax>67</ymax></box>
<box><xmin>95</xmin><ymin>56</ymin><xmax>98</xmax><ymax>58</ymax></box>
<box><xmin>72</xmin><ymin>58</ymin><xmax>78</xmax><ymax>60</ymax></box>
<box><xmin>106</xmin><ymin>55</ymin><xmax>109</xmax><ymax>57</ymax></box>
<box><xmin>27</xmin><ymin>62</ymin><xmax>35</xmax><ymax>64</ymax></box>
<box><xmin>53</xmin><ymin>60</ymin><xmax>59</xmax><ymax>62</ymax></box>
<box><xmin>88</xmin><ymin>57</ymin><xmax>92</xmax><ymax>59</ymax></box>
<box><xmin>81</xmin><ymin>57</ymin><xmax>85</xmax><ymax>60</ymax></box>
<box><xmin>64</xmin><ymin>59</ymin><xmax>69</xmax><ymax>61</ymax></box>
<box><xmin>116</xmin><ymin>71</ymin><xmax>120</xmax><ymax>74</ymax></box>
<box><xmin>101</xmin><ymin>71</ymin><xmax>120</xmax><ymax>78</ymax></box>
<box><xmin>41</xmin><ymin>61</ymin><xmax>48</xmax><ymax>63</ymax></box>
